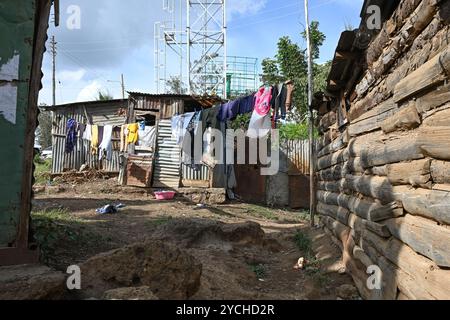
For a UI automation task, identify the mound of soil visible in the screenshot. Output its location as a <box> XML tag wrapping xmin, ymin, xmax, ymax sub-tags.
<box><xmin>151</xmin><ymin>218</ymin><xmax>268</xmax><ymax>249</ymax></box>
<box><xmin>78</xmin><ymin>240</ymin><xmax>202</xmax><ymax>300</ymax></box>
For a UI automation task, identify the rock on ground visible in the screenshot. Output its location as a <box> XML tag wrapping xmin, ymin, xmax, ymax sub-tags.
<box><xmin>102</xmin><ymin>286</ymin><xmax>159</xmax><ymax>300</ymax></box>
<box><xmin>0</xmin><ymin>264</ymin><xmax>66</xmax><ymax>300</ymax></box>
<box><xmin>79</xmin><ymin>240</ymin><xmax>202</xmax><ymax>300</ymax></box>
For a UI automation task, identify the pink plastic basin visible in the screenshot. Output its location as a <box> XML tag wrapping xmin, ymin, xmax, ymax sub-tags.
<box><xmin>154</xmin><ymin>191</ymin><xmax>176</xmax><ymax>200</ymax></box>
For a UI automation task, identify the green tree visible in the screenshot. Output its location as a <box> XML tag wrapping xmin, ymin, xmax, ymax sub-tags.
<box><xmin>301</xmin><ymin>21</ymin><xmax>326</xmax><ymax>60</ymax></box>
<box><xmin>166</xmin><ymin>76</ymin><xmax>187</xmax><ymax>94</ymax></box>
<box><xmin>96</xmin><ymin>90</ymin><xmax>113</xmax><ymax>101</ymax></box>
<box><xmin>260</xmin><ymin>21</ymin><xmax>329</xmax><ymax>119</ymax></box>
<box><xmin>261</xmin><ymin>58</ymin><xmax>282</xmax><ymax>85</ymax></box>
<box><xmin>36</xmin><ymin>104</ymin><xmax>52</xmax><ymax>149</ymax></box>
<box><xmin>313</xmin><ymin>61</ymin><xmax>332</xmax><ymax>94</ymax></box>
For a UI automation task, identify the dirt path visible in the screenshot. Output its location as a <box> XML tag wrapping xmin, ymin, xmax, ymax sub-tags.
<box><xmin>32</xmin><ymin>178</ymin><xmax>358</xmax><ymax>300</ymax></box>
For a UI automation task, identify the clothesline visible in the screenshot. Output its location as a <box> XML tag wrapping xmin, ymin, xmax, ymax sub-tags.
<box><xmin>64</xmin><ymin>120</ymin><xmax>156</xmax><ymax>161</ymax></box>
<box><xmin>170</xmin><ymin>81</ymin><xmax>295</xmax><ymax>167</ymax></box>
<box><xmin>171</xmin><ymin>80</ymin><xmax>295</xmax><ymax>145</ymax></box>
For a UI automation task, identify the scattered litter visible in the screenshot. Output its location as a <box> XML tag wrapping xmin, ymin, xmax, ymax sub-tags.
<box><xmin>258</xmin><ymin>279</ymin><xmax>265</xmax><ymax>282</ymax></box>
<box><xmin>293</xmin><ymin>257</ymin><xmax>307</xmax><ymax>270</ymax></box>
<box><xmin>338</xmin><ymin>266</ymin><xmax>347</xmax><ymax>274</ymax></box>
<box><xmin>194</xmin><ymin>204</ymin><xmax>208</xmax><ymax>210</ymax></box>
<box><xmin>95</xmin><ymin>203</ymin><xmax>125</xmax><ymax>215</ymax></box>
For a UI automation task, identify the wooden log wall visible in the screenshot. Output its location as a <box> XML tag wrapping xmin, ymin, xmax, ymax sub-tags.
<box><xmin>316</xmin><ymin>0</ymin><xmax>450</xmax><ymax>300</ymax></box>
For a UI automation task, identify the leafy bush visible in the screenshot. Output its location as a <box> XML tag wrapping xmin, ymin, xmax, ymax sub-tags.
<box><xmin>229</xmin><ymin>113</ymin><xmax>251</xmax><ymax>131</ymax></box>
<box><xmin>294</xmin><ymin>230</ymin><xmax>313</xmax><ymax>256</ymax></box>
<box><xmin>250</xmin><ymin>263</ymin><xmax>267</xmax><ymax>279</ymax></box>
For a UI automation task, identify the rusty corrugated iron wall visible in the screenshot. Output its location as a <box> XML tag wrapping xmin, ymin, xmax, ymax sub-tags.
<box><xmin>282</xmin><ymin>140</ymin><xmax>312</xmax><ymax>175</ymax></box>
<box><xmin>50</xmin><ymin>100</ymin><xmax>126</xmax><ymax>174</ymax></box>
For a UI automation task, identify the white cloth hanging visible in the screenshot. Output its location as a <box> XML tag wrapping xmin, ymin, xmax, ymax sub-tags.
<box><xmin>138</xmin><ymin>126</ymin><xmax>157</xmax><ymax>148</ymax></box>
<box><xmin>98</xmin><ymin>125</ymin><xmax>113</xmax><ymax>161</ymax></box>
<box><xmin>83</xmin><ymin>124</ymin><xmax>92</xmax><ymax>141</ymax></box>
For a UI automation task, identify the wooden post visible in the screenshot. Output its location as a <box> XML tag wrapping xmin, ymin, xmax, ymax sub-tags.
<box><xmin>121</xmin><ymin>73</ymin><xmax>126</xmax><ymax>100</ymax></box>
<box><xmin>304</xmin><ymin>0</ymin><xmax>316</xmax><ymax>226</ymax></box>
<box><xmin>50</xmin><ymin>35</ymin><xmax>57</xmax><ymax>107</ymax></box>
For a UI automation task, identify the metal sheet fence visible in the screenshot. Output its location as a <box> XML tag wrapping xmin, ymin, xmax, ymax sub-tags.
<box><xmin>181</xmin><ymin>162</ymin><xmax>210</xmax><ymax>181</ymax></box>
<box><xmin>51</xmin><ymin>107</ymin><xmax>123</xmax><ymax>174</ymax></box>
<box><xmin>281</xmin><ymin>139</ymin><xmax>312</xmax><ymax>175</ymax></box>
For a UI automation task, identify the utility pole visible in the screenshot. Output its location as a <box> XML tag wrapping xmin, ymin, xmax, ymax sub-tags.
<box><xmin>107</xmin><ymin>74</ymin><xmax>126</xmax><ymax>100</ymax></box>
<box><xmin>50</xmin><ymin>35</ymin><xmax>57</xmax><ymax>106</ymax></box>
<box><xmin>121</xmin><ymin>74</ymin><xmax>125</xmax><ymax>100</ymax></box>
<box><xmin>304</xmin><ymin>0</ymin><xmax>316</xmax><ymax>227</ymax></box>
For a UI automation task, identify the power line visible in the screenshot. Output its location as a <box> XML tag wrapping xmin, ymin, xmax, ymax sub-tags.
<box><xmin>59</xmin><ymin>50</ymin><xmax>110</xmax><ymax>83</ymax></box>
<box><xmin>229</xmin><ymin>0</ymin><xmax>338</xmax><ymax>31</ymax></box>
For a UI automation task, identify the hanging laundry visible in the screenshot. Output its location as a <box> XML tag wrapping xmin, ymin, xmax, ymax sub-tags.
<box><xmin>120</xmin><ymin>124</ymin><xmax>127</xmax><ymax>152</ymax></box>
<box><xmin>83</xmin><ymin>124</ymin><xmax>92</xmax><ymax>141</ymax></box>
<box><xmin>238</xmin><ymin>95</ymin><xmax>256</xmax><ymax>114</ymax></box>
<box><xmin>138</xmin><ymin>126</ymin><xmax>157</xmax><ymax>148</ymax></box>
<box><xmin>247</xmin><ymin>87</ymin><xmax>273</xmax><ymax>139</ymax></box>
<box><xmin>285</xmin><ymin>80</ymin><xmax>295</xmax><ymax>113</ymax></box>
<box><xmin>217</xmin><ymin>100</ymin><xmax>240</xmax><ymax>122</ymax></box>
<box><xmin>91</xmin><ymin>124</ymin><xmax>99</xmax><ymax>155</ymax></box>
<box><xmin>254</xmin><ymin>86</ymin><xmax>272</xmax><ymax>116</ymax></box>
<box><xmin>201</xmin><ymin>105</ymin><xmax>221</xmax><ymax>135</ymax></box>
<box><xmin>171</xmin><ymin>112</ymin><xmax>195</xmax><ymax>145</ymax></box>
<box><xmin>181</xmin><ymin>111</ymin><xmax>202</xmax><ymax>166</ymax></box>
<box><xmin>272</xmin><ymin>82</ymin><xmax>288</xmax><ymax>127</ymax></box>
<box><xmin>127</xmin><ymin>123</ymin><xmax>139</xmax><ymax>145</ymax></box>
<box><xmin>99</xmin><ymin>125</ymin><xmax>113</xmax><ymax>161</ymax></box>
<box><xmin>65</xmin><ymin>119</ymin><xmax>78</xmax><ymax>153</ymax></box>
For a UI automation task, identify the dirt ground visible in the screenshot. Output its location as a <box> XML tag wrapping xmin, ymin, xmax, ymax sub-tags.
<box><xmin>32</xmin><ymin>176</ymin><xmax>359</xmax><ymax>300</ymax></box>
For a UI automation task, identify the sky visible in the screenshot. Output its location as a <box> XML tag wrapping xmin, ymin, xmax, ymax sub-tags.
<box><xmin>38</xmin><ymin>0</ymin><xmax>364</xmax><ymax>105</ymax></box>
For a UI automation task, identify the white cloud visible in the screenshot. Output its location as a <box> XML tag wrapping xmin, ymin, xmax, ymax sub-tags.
<box><xmin>227</xmin><ymin>0</ymin><xmax>268</xmax><ymax>20</ymax></box>
<box><xmin>76</xmin><ymin>80</ymin><xmax>103</xmax><ymax>102</ymax></box>
<box><xmin>58</xmin><ymin>69</ymin><xmax>86</xmax><ymax>83</ymax></box>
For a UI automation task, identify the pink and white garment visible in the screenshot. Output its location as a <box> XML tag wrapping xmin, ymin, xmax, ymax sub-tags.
<box><xmin>247</xmin><ymin>86</ymin><xmax>273</xmax><ymax>138</ymax></box>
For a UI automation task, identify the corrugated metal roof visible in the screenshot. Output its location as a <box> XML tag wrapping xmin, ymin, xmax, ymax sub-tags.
<box><xmin>128</xmin><ymin>91</ymin><xmax>223</xmax><ymax>108</ymax></box>
<box><xmin>41</xmin><ymin>99</ymin><xmax>127</xmax><ymax>110</ymax></box>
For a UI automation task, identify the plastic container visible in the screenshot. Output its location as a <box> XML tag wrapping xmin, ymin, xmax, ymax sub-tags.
<box><xmin>154</xmin><ymin>191</ymin><xmax>176</xmax><ymax>200</ymax></box>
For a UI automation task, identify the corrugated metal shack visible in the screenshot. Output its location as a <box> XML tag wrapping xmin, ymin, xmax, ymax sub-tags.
<box><xmin>43</xmin><ymin>99</ymin><xmax>127</xmax><ymax>174</ymax></box>
<box><xmin>123</xmin><ymin>92</ymin><xmax>221</xmax><ymax>188</ymax></box>
<box><xmin>0</xmin><ymin>0</ymin><xmax>53</xmax><ymax>265</ymax></box>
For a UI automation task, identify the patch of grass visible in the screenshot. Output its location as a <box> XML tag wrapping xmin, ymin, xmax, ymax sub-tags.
<box><xmin>31</xmin><ymin>208</ymin><xmax>102</xmax><ymax>265</ymax></box>
<box><xmin>245</xmin><ymin>204</ymin><xmax>279</xmax><ymax>221</ymax></box>
<box><xmin>34</xmin><ymin>156</ymin><xmax>52</xmax><ymax>185</ymax></box>
<box><xmin>147</xmin><ymin>215</ymin><xmax>173</xmax><ymax>227</ymax></box>
<box><xmin>293</xmin><ymin>230</ymin><xmax>331</xmax><ymax>287</ymax></box>
<box><xmin>249</xmin><ymin>263</ymin><xmax>267</xmax><ymax>279</ymax></box>
<box><xmin>296</xmin><ymin>210</ymin><xmax>311</xmax><ymax>221</ymax></box>
<box><xmin>294</xmin><ymin>230</ymin><xmax>313</xmax><ymax>256</ymax></box>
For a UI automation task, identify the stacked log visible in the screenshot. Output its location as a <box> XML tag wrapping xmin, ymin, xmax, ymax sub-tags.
<box><xmin>317</xmin><ymin>0</ymin><xmax>450</xmax><ymax>300</ymax></box>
